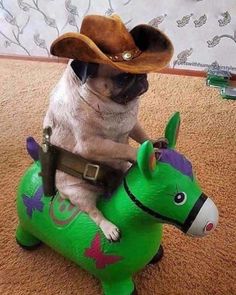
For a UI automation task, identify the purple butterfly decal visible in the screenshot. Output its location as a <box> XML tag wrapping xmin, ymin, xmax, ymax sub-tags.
<box><xmin>23</xmin><ymin>186</ymin><xmax>44</xmax><ymax>218</ymax></box>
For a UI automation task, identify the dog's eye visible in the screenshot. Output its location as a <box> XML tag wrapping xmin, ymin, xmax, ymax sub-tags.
<box><xmin>113</xmin><ymin>73</ymin><xmax>134</xmax><ymax>87</ymax></box>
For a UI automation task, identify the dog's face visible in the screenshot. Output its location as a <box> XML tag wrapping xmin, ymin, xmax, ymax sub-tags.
<box><xmin>71</xmin><ymin>60</ymin><xmax>149</xmax><ymax>105</ymax></box>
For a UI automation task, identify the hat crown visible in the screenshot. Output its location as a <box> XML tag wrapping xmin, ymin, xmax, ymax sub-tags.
<box><xmin>50</xmin><ymin>14</ymin><xmax>174</xmax><ymax>73</ymax></box>
<box><xmin>80</xmin><ymin>15</ymin><xmax>137</xmax><ymax>54</ymax></box>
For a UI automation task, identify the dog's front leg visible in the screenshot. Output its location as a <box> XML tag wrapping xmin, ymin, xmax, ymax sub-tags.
<box><xmin>60</xmin><ymin>187</ymin><xmax>120</xmax><ymax>242</ymax></box>
<box><xmin>129</xmin><ymin>121</ymin><xmax>151</xmax><ymax>144</ymax></box>
<box><xmin>88</xmin><ymin>207</ymin><xmax>120</xmax><ymax>242</ymax></box>
<box><xmin>130</xmin><ymin>122</ymin><xmax>168</xmax><ymax>148</ymax></box>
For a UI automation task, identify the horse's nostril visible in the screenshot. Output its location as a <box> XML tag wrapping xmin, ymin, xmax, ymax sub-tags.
<box><xmin>186</xmin><ymin>197</ymin><xmax>218</xmax><ymax>237</ymax></box>
<box><xmin>204</xmin><ymin>222</ymin><xmax>214</xmax><ymax>232</ymax></box>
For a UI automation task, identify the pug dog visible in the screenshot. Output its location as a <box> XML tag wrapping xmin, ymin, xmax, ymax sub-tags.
<box><xmin>43</xmin><ymin>59</ymin><xmax>152</xmax><ymax>242</ymax></box>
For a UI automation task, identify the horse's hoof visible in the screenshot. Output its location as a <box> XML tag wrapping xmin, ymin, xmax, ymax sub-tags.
<box><xmin>16</xmin><ymin>238</ymin><xmax>42</xmax><ymax>250</ymax></box>
<box><xmin>131</xmin><ymin>287</ymin><xmax>138</xmax><ymax>295</ymax></box>
<box><xmin>148</xmin><ymin>244</ymin><xmax>164</xmax><ymax>265</ymax></box>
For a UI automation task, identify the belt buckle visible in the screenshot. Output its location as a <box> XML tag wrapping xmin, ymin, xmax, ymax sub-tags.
<box><xmin>83</xmin><ymin>163</ymin><xmax>100</xmax><ymax>182</ymax></box>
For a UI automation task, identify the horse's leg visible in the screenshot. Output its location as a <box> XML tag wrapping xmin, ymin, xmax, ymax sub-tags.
<box><xmin>148</xmin><ymin>244</ymin><xmax>164</xmax><ymax>265</ymax></box>
<box><xmin>16</xmin><ymin>223</ymin><xmax>42</xmax><ymax>250</ymax></box>
<box><xmin>101</xmin><ymin>277</ymin><xmax>136</xmax><ymax>295</ymax></box>
<box><xmin>131</xmin><ymin>287</ymin><xmax>138</xmax><ymax>294</ymax></box>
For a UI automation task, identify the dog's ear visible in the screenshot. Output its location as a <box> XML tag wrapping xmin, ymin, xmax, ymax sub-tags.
<box><xmin>70</xmin><ymin>60</ymin><xmax>98</xmax><ymax>84</ymax></box>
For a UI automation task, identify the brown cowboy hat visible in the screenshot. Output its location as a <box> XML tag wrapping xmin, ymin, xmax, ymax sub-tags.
<box><xmin>50</xmin><ymin>14</ymin><xmax>174</xmax><ymax>73</ymax></box>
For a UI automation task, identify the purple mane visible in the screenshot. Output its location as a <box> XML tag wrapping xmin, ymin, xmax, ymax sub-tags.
<box><xmin>159</xmin><ymin>149</ymin><xmax>194</xmax><ymax>180</ymax></box>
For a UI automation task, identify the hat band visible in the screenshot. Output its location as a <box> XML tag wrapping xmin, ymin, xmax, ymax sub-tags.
<box><xmin>107</xmin><ymin>48</ymin><xmax>142</xmax><ymax>62</ymax></box>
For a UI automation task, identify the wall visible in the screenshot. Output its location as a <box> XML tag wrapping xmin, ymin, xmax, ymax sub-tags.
<box><xmin>0</xmin><ymin>0</ymin><xmax>236</xmax><ymax>74</ymax></box>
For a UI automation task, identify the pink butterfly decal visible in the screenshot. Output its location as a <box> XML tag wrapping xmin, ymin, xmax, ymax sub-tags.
<box><xmin>85</xmin><ymin>233</ymin><xmax>123</xmax><ymax>269</ymax></box>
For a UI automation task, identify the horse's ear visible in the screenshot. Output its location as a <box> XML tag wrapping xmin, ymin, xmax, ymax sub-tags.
<box><xmin>137</xmin><ymin>141</ymin><xmax>156</xmax><ymax>179</ymax></box>
<box><xmin>164</xmin><ymin>112</ymin><xmax>181</xmax><ymax>149</ymax></box>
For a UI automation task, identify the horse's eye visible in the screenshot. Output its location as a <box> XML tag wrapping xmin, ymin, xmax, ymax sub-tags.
<box><xmin>174</xmin><ymin>192</ymin><xmax>187</xmax><ymax>205</ymax></box>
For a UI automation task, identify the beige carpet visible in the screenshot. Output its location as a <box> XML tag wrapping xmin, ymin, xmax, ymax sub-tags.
<box><xmin>0</xmin><ymin>59</ymin><xmax>235</xmax><ymax>295</ymax></box>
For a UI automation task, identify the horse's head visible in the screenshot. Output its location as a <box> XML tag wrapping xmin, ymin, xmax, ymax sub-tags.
<box><xmin>126</xmin><ymin>113</ymin><xmax>218</xmax><ymax>237</ymax></box>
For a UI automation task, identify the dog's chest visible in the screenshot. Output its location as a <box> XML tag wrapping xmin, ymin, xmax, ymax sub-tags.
<box><xmin>73</xmin><ymin>96</ymin><xmax>139</xmax><ymax>142</ymax></box>
<box><xmin>101</xmin><ymin>107</ymin><xmax>138</xmax><ymax>139</ymax></box>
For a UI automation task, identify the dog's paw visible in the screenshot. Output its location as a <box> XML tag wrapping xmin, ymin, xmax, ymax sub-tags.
<box><xmin>100</xmin><ymin>220</ymin><xmax>121</xmax><ymax>242</ymax></box>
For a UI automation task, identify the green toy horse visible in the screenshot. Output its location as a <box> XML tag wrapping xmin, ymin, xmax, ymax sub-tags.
<box><xmin>15</xmin><ymin>112</ymin><xmax>218</xmax><ymax>295</ymax></box>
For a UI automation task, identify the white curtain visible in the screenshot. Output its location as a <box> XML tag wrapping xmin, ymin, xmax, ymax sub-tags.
<box><xmin>0</xmin><ymin>0</ymin><xmax>235</xmax><ymax>73</ymax></box>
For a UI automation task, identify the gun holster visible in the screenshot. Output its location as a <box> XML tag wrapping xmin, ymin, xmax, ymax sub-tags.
<box><xmin>39</xmin><ymin>145</ymin><xmax>57</xmax><ymax>197</ymax></box>
<box><xmin>39</xmin><ymin>127</ymin><xmax>57</xmax><ymax>196</ymax></box>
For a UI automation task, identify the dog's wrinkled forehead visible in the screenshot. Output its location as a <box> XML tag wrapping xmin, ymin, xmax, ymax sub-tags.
<box><xmin>96</xmin><ymin>63</ymin><xmax>128</xmax><ymax>77</ymax></box>
<box><xmin>71</xmin><ymin>60</ymin><xmax>144</xmax><ymax>84</ymax></box>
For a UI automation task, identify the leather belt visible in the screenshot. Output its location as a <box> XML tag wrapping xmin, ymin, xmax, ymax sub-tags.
<box><xmin>54</xmin><ymin>144</ymin><xmax>116</xmax><ymax>185</ymax></box>
<box><xmin>39</xmin><ymin>127</ymin><xmax>123</xmax><ymax>197</ymax></box>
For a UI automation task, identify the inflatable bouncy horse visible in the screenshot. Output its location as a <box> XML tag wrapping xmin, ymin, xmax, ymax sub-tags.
<box><xmin>16</xmin><ymin>113</ymin><xmax>218</xmax><ymax>295</ymax></box>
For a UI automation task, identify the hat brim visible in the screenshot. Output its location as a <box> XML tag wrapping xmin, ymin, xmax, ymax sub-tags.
<box><xmin>50</xmin><ymin>25</ymin><xmax>174</xmax><ymax>74</ymax></box>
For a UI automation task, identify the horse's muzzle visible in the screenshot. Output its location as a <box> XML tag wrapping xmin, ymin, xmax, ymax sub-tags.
<box><xmin>183</xmin><ymin>194</ymin><xmax>219</xmax><ymax>237</ymax></box>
